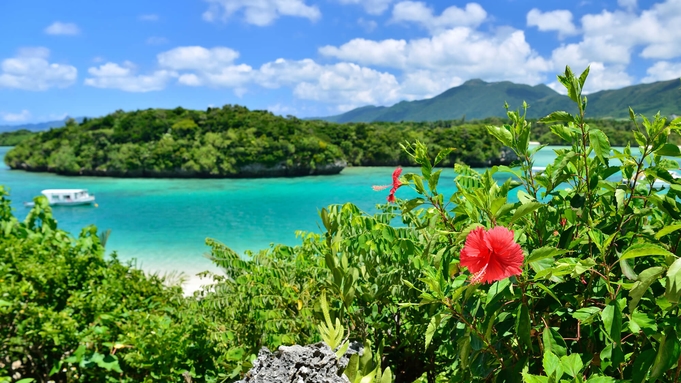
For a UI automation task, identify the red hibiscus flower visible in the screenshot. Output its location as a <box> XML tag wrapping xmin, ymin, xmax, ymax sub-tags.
<box><xmin>460</xmin><ymin>226</ymin><xmax>524</xmax><ymax>284</ymax></box>
<box><xmin>373</xmin><ymin>167</ymin><xmax>405</xmax><ymax>203</ymax></box>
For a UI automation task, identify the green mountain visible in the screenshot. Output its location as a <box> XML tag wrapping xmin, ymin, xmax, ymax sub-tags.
<box><xmin>319</xmin><ymin>78</ymin><xmax>681</xmax><ymax>123</ymax></box>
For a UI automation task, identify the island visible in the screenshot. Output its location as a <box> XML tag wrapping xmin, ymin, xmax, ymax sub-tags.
<box><xmin>4</xmin><ymin>105</ymin><xmax>516</xmax><ymax>178</ymax></box>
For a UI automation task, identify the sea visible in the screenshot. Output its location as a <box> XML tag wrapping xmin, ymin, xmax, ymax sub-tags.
<box><xmin>0</xmin><ymin>145</ymin><xmax>587</xmax><ymax>291</ymax></box>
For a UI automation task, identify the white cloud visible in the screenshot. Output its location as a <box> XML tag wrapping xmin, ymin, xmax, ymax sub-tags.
<box><xmin>642</xmin><ymin>61</ymin><xmax>681</xmax><ymax>83</ymax></box>
<box><xmin>319</xmin><ymin>28</ymin><xmax>550</xmax><ymax>85</ymax></box>
<box><xmin>526</xmin><ymin>9</ymin><xmax>578</xmax><ymax>38</ymax></box>
<box><xmin>44</xmin><ymin>22</ymin><xmax>80</xmax><ymax>35</ymax></box>
<box><xmin>202</xmin><ymin>0</ymin><xmax>320</xmax><ymax>26</ymax></box>
<box><xmin>292</xmin><ymin>62</ymin><xmax>401</xmax><ymax>110</ymax></box>
<box><xmin>547</xmin><ymin>63</ymin><xmax>633</xmax><ymax>94</ymax></box>
<box><xmin>139</xmin><ymin>14</ymin><xmax>159</xmax><ymax>21</ymax></box>
<box><xmin>390</xmin><ymin>1</ymin><xmax>487</xmax><ymax>34</ymax></box>
<box><xmin>1</xmin><ymin>110</ymin><xmax>31</xmax><ymax>123</ymax></box>
<box><xmin>0</xmin><ymin>48</ymin><xmax>77</xmax><ymax>91</ymax></box>
<box><xmin>618</xmin><ymin>0</ymin><xmax>637</xmax><ymax>11</ymax></box>
<box><xmin>157</xmin><ymin>46</ymin><xmax>253</xmax><ymax>88</ymax></box>
<box><xmin>337</xmin><ymin>0</ymin><xmax>394</xmax><ymax>15</ymax></box>
<box><xmin>146</xmin><ymin>36</ymin><xmax>169</xmax><ymax>45</ymax></box>
<box><xmin>157</xmin><ymin>46</ymin><xmax>240</xmax><ymax>70</ymax></box>
<box><xmin>84</xmin><ymin>61</ymin><xmax>176</xmax><ymax>92</ymax></box>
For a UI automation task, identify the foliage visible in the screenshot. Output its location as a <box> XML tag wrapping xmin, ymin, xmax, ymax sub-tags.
<box><xmin>4</xmin><ymin>64</ymin><xmax>681</xmax><ymax>383</ymax></box>
<box><xmin>364</xmin><ymin>65</ymin><xmax>681</xmax><ymax>382</ymax></box>
<box><xmin>4</xmin><ymin>105</ymin><xmax>520</xmax><ymax>177</ymax></box>
<box><xmin>196</xmin><ymin>236</ymin><xmax>329</xmax><ymax>379</ymax></box>
<box><xmin>0</xmin><ymin>189</ymin><xmax>224</xmax><ymax>382</ymax></box>
<box><xmin>0</xmin><ymin>130</ymin><xmax>34</xmax><ymax>146</ymax></box>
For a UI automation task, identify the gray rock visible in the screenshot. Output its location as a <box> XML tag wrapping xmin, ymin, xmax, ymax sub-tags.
<box><xmin>236</xmin><ymin>342</ymin><xmax>352</xmax><ymax>383</ymax></box>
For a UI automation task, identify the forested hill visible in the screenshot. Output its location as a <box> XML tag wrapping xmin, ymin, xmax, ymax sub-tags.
<box><xmin>320</xmin><ymin>78</ymin><xmax>681</xmax><ymax>123</ymax></box>
<box><xmin>3</xmin><ymin>105</ymin><xmax>514</xmax><ymax>178</ymax></box>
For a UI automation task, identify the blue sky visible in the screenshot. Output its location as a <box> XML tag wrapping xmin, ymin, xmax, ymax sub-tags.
<box><xmin>1</xmin><ymin>0</ymin><xmax>680</xmax><ymax>124</ymax></box>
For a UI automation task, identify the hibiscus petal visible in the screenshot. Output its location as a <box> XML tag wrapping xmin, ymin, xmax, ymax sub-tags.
<box><xmin>460</xmin><ymin>227</ymin><xmax>490</xmax><ymax>274</ymax></box>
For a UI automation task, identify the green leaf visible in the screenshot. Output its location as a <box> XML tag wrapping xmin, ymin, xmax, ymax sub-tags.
<box><xmin>528</xmin><ymin>246</ymin><xmax>568</xmax><ymax>263</ymax></box>
<box><xmin>542</xmin><ymin>327</ymin><xmax>567</xmax><ymax>357</ymax></box>
<box><xmin>656</xmin><ymin>143</ymin><xmax>681</xmax><ymax>157</ymax></box>
<box><xmin>345</xmin><ymin>354</ymin><xmax>359</xmax><ymax>383</ymax></box>
<box><xmin>535</xmin><ymin>282</ymin><xmax>561</xmax><ymax>304</ymax></box>
<box><xmin>665</xmin><ymin>257</ymin><xmax>681</xmax><ymax>303</ymax></box>
<box><xmin>434</xmin><ymin>148</ymin><xmax>454</xmax><ymax>166</ymax></box>
<box><xmin>585</xmin><ymin>376</ymin><xmax>616</xmax><ymax>383</ymax></box>
<box><xmin>571</xmin><ymin>307</ymin><xmax>601</xmax><ymax>325</ymax></box>
<box><xmin>487</xmin><ymin>125</ymin><xmax>513</xmax><ymax>147</ymax></box>
<box><xmin>560</xmin><ymin>354</ymin><xmax>583</xmax><ymax>378</ymax></box>
<box><xmin>380</xmin><ymin>367</ymin><xmax>392</xmax><ymax>383</ymax></box>
<box><xmin>631</xmin><ymin>348</ymin><xmax>656</xmax><ymax>383</ymax></box>
<box><xmin>619</xmin><ymin>243</ymin><xmax>675</xmax><ymax>261</ymax></box>
<box><xmin>510</xmin><ymin>201</ymin><xmax>542</xmax><ymax>224</ymax></box>
<box><xmin>629</xmin><ymin>266</ymin><xmax>666</xmax><ymax>312</ymax></box>
<box><xmin>16</xmin><ymin>379</ymin><xmax>36</xmax><ymax>383</ymax></box>
<box><xmin>542</xmin><ymin>351</ymin><xmax>562</xmax><ymax>379</ymax></box>
<box><xmin>650</xmin><ymin>328</ymin><xmax>681</xmax><ymax>381</ymax></box>
<box><xmin>621</xmin><ymin>258</ymin><xmax>638</xmax><ymax>280</ymax></box>
<box><xmin>601</xmin><ymin>299</ymin><xmax>622</xmax><ymax>346</ymax></box>
<box><xmin>615</xmin><ymin>189</ymin><xmax>626</xmax><ymax>210</ymax></box>
<box><xmin>589</xmin><ymin>129</ymin><xmax>611</xmax><ymax>162</ymax></box>
<box><xmin>655</xmin><ymin>224</ymin><xmax>681</xmax><ymax>239</ymax></box>
<box><xmin>549</xmin><ymin>124</ymin><xmax>574</xmax><ymax>142</ymax></box>
<box><xmin>542</xmin><ymin>111</ymin><xmax>575</xmax><ymax>124</ymax></box>
<box><xmin>425</xmin><ymin>313</ymin><xmax>442</xmax><ymax>350</ymax></box>
<box><xmin>516</xmin><ymin>304</ymin><xmax>532</xmax><ymax>348</ymax></box>
<box><xmin>521</xmin><ymin>373</ymin><xmax>549</xmax><ymax>383</ymax></box>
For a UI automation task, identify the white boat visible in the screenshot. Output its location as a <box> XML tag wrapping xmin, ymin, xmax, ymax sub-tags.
<box><xmin>24</xmin><ymin>189</ymin><xmax>96</xmax><ymax>207</ymax></box>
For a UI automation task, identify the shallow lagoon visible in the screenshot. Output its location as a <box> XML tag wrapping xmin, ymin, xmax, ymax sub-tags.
<box><xmin>0</xmin><ymin>144</ymin><xmax>630</xmax><ymax>286</ymax></box>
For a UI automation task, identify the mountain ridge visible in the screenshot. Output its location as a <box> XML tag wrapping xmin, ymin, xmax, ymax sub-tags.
<box><xmin>0</xmin><ymin>117</ymin><xmax>85</xmax><ymax>133</ymax></box>
<box><xmin>317</xmin><ymin>78</ymin><xmax>681</xmax><ymax>123</ymax></box>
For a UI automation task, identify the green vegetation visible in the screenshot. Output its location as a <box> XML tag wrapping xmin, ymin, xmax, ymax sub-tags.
<box><xmin>5</xmin><ymin>66</ymin><xmax>681</xmax><ymax>383</ymax></box>
<box><xmin>7</xmin><ymin>98</ymin><xmax>680</xmax><ymax>179</ymax></box>
<box><xmin>4</xmin><ymin>106</ymin><xmax>516</xmax><ymax>177</ymax></box>
<box><xmin>0</xmin><ymin>129</ymin><xmax>33</xmax><ymax>146</ymax></box>
<box><xmin>322</xmin><ymin>77</ymin><xmax>681</xmax><ymax>122</ymax></box>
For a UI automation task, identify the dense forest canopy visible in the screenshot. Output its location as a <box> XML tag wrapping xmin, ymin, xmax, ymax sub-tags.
<box><xmin>4</xmin><ymin>103</ymin><xmax>675</xmax><ymax>178</ymax></box>
<box><xmin>0</xmin><ymin>129</ymin><xmax>33</xmax><ymax>146</ymax></box>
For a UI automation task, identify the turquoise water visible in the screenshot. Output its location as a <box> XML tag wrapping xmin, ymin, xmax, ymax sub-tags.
<box><xmin>0</xmin><ymin>146</ymin><xmax>569</xmax><ymax>278</ymax></box>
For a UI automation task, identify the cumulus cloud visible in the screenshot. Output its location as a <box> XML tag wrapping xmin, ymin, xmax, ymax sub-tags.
<box><xmin>44</xmin><ymin>22</ymin><xmax>80</xmax><ymax>35</ymax></box>
<box><xmin>1</xmin><ymin>109</ymin><xmax>31</xmax><ymax>123</ymax></box>
<box><xmin>642</xmin><ymin>61</ymin><xmax>681</xmax><ymax>83</ymax></box>
<box><xmin>567</xmin><ymin>1</ymin><xmax>681</xmax><ymax>63</ymax></box>
<box><xmin>390</xmin><ymin>1</ymin><xmax>487</xmax><ymax>33</ymax></box>
<box><xmin>84</xmin><ymin>61</ymin><xmax>176</xmax><ymax>92</ymax></box>
<box><xmin>157</xmin><ymin>46</ymin><xmax>253</xmax><ymax>88</ymax></box>
<box><xmin>157</xmin><ymin>46</ymin><xmax>240</xmax><ymax>70</ymax></box>
<box><xmin>202</xmin><ymin>0</ymin><xmax>320</xmax><ymax>26</ymax></box>
<box><xmin>0</xmin><ymin>47</ymin><xmax>77</xmax><ymax>90</ymax></box>
<box><xmin>526</xmin><ymin>9</ymin><xmax>578</xmax><ymax>38</ymax></box>
<box><xmin>337</xmin><ymin>0</ymin><xmax>394</xmax><ymax>15</ymax></box>
<box><xmin>547</xmin><ymin>63</ymin><xmax>633</xmax><ymax>94</ymax></box>
<box><xmin>319</xmin><ymin>27</ymin><xmax>550</xmax><ymax>85</ymax></box>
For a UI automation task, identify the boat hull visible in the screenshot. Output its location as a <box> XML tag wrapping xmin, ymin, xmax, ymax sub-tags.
<box><xmin>24</xmin><ymin>196</ymin><xmax>96</xmax><ymax>207</ymax></box>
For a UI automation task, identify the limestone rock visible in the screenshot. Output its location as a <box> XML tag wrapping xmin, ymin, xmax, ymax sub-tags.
<box><xmin>237</xmin><ymin>342</ymin><xmax>357</xmax><ymax>383</ymax></box>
